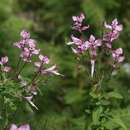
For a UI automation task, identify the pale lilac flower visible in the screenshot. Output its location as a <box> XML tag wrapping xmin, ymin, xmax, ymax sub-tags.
<box><xmin>2</xmin><ymin>66</ymin><xmax>11</xmax><ymax>72</ymax></box>
<box><xmin>27</xmin><ymin>39</ymin><xmax>36</xmax><ymax>48</ymax></box>
<box><xmin>20</xmin><ymin>47</ymin><xmax>39</xmax><ymax>62</ymax></box>
<box><xmin>15</xmin><ymin>30</ymin><xmax>40</xmax><ymax>62</ymax></box>
<box><xmin>104</xmin><ymin>19</ymin><xmax>123</xmax><ymax>32</ymax></box>
<box><xmin>112</xmin><ymin>48</ymin><xmax>124</xmax><ymax>66</ymax></box>
<box><xmin>85</xmin><ymin>35</ymin><xmax>101</xmax><ymax>77</ymax></box>
<box><xmin>71</xmin><ymin>35</ymin><xmax>83</xmax><ymax>45</ymax></box>
<box><xmin>103</xmin><ymin>32</ymin><xmax>119</xmax><ymax>48</ymax></box>
<box><xmin>0</xmin><ymin>56</ymin><xmax>8</xmax><ymax>65</ymax></box>
<box><xmin>67</xmin><ymin>34</ymin><xmax>101</xmax><ymax>77</ymax></box>
<box><xmin>24</xmin><ymin>96</ymin><xmax>38</xmax><ymax>110</ymax></box>
<box><xmin>41</xmin><ymin>65</ymin><xmax>63</xmax><ymax>76</ymax></box>
<box><xmin>20</xmin><ymin>30</ymin><xmax>30</xmax><ymax>39</ymax></box>
<box><xmin>39</xmin><ymin>55</ymin><xmax>50</xmax><ymax>64</ymax></box>
<box><xmin>72</xmin><ymin>13</ymin><xmax>85</xmax><ymax>23</ymax></box>
<box><xmin>20</xmin><ymin>48</ymin><xmax>30</xmax><ymax>62</ymax></box>
<box><xmin>34</xmin><ymin>55</ymin><xmax>62</xmax><ymax>76</ymax></box>
<box><xmin>0</xmin><ymin>56</ymin><xmax>11</xmax><ymax>72</ymax></box>
<box><xmin>31</xmin><ymin>49</ymin><xmax>40</xmax><ymax>55</ymax></box>
<box><xmin>85</xmin><ymin>35</ymin><xmax>102</xmax><ymax>57</ymax></box>
<box><xmin>67</xmin><ymin>35</ymin><xmax>88</xmax><ymax>54</ymax></box>
<box><xmin>14</xmin><ymin>40</ymin><xmax>26</xmax><ymax>49</ymax></box>
<box><xmin>10</xmin><ymin>124</ymin><xmax>30</xmax><ymax>130</ymax></box>
<box><xmin>103</xmin><ymin>19</ymin><xmax>123</xmax><ymax>49</ymax></box>
<box><xmin>72</xmin><ymin>13</ymin><xmax>89</xmax><ymax>32</ymax></box>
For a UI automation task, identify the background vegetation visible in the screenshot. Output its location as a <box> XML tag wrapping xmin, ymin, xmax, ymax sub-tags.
<box><xmin>0</xmin><ymin>0</ymin><xmax>130</xmax><ymax>130</ymax></box>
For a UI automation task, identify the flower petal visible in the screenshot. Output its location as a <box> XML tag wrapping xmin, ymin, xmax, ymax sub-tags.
<box><xmin>10</xmin><ymin>124</ymin><xmax>18</xmax><ymax>130</ymax></box>
<box><xmin>19</xmin><ymin>124</ymin><xmax>30</xmax><ymax>130</ymax></box>
<box><xmin>71</xmin><ymin>35</ymin><xmax>82</xmax><ymax>45</ymax></box>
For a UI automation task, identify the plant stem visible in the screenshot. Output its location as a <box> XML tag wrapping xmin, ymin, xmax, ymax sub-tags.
<box><xmin>15</xmin><ymin>62</ymin><xmax>26</xmax><ymax>78</ymax></box>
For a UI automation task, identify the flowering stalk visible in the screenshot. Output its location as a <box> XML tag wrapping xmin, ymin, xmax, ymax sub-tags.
<box><xmin>67</xmin><ymin>13</ymin><xmax>126</xmax><ymax>130</ymax></box>
<box><xmin>67</xmin><ymin>13</ymin><xmax>102</xmax><ymax>78</ymax></box>
<box><xmin>0</xmin><ymin>30</ymin><xmax>61</xmax><ymax>129</ymax></box>
<box><xmin>14</xmin><ymin>30</ymin><xmax>40</xmax><ymax>78</ymax></box>
<box><xmin>67</xmin><ymin>13</ymin><xmax>124</xmax><ymax>78</ymax></box>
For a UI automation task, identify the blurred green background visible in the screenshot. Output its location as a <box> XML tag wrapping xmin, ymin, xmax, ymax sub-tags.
<box><xmin>1</xmin><ymin>0</ymin><xmax>130</xmax><ymax>130</ymax></box>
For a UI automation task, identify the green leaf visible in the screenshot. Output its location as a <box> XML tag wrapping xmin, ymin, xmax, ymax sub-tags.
<box><xmin>111</xmin><ymin>116</ymin><xmax>128</xmax><ymax>130</ymax></box>
<box><xmin>92</xmin><ymin>107</ymin><xmax>103</xmax><ymax>125</ymax></box>
<box><xmin>106</xmin><ymin>91</ymin><xmax>123</xmax><ymax>99</ymax></box>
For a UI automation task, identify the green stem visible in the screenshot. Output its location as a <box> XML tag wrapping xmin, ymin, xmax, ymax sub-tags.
<box><xmin>15</xmin><ymin>62</ymin><xmax>26</xmax><ymax>78</ymax></box>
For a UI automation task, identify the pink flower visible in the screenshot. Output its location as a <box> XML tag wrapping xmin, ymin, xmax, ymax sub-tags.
<box><xmin>31</xmin><ymin>49</ymin><xmax>40</xmax><ymax>55</ymax></box>
<box><xmin>112</xmin><ymin>48</ymin><xmax>124</xmax><ymax>63</ymax></box>
<box><xmin>20</xmin><ymin>47</ymin><xmax>39</xmax><ymax>62</ymax></box>
<box><xmin>103</xmin><ymin>19</ymin><xmax>123</xmax><ymax>49</ymax></box>
<box><xmin>0</xmin><ymin>56</ymin><xmax>8</xmax><ymax>65</ymax></box>
<box><xmin>27</xmin><ymin>39</ymin><xmax>36</xmax><ymax>48</ymax></box>
<box><xmin>39</xmin><ymin>55</ymin><xmax>50</xmax><ymax>64</ymax></box>
<box><xmin>41</xmin><ymin>65</ymin><xmax>63</xmax><ymax>76</ymax></box>
<box><xmin>15</xmin><ymin>30</ymin><xmax>40</xmax><ymax>62</ymax></box>
<box><xmin>85</xmin><ymin>35</ymin><xmax>102</xmax><ymax>57</ymax></box>
<box><xmin>0</xmin><ymin>56</ymin><xmax>11</xmax><ymax>72</ymax></box>
<box><xmin>72</xmin><ymin>13</ymin><xmax>85</xmax><ymax>23</ymax></box>
<box><xmin>71</xmin><ymin>35</ymin><xmax>83</xmax><ymax>45</ymax></box>
<box><xmin>2</xmin><ymin>66</ymin><xmax>11</xmax><ymax>72</ymax></box>
<box><xmin>20</xmin><ymin>30</ymin><xmax>30</xmax><ymax>39</ymax></box>
<box><xmin>104</xmin><ymin>19</ymin><xmax>123</xmax><ymax>32</ymax></box>
<box><xmin>103</xmin><ymin>32</ymin><xmax>119</xmax><ymax>48</ymax></box>
<box><xmin>10</xmin><ymin>124</ymin><xmax>30</xmax><ymax>130</ymax></box>
<box><xmin>20</xmin><ymin>48</ymin><xmax>30</xmax><ymax>62</ymax></box>
<box><xmin>84</xmin><ymin>35</ymin><xmax>101</xmax><ymax>77</ymax></box>
<box><xmin>72</xmin><ymin>13</ymin><xmax>89</xmax><ymax>32</ymax></box>
<box><xmin>68</xmin><ymin>35</ymin><xmax>88</xmax><ymax>54</ymax></box>
<box><xmin>14</xmin><ymin>40</ymin><xmax>26</xmax><ymax>49</ymax></box>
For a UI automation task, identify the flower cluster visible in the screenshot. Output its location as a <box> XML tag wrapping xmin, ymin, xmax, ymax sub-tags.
<box><xmin>68</xmin><ymin>13</ymin><xmax>102</xmax><ymax>77</ymax></box>
<box><xmin>10</xmin><ymin>124</ymin><xmax>30</xmax><ymax>130</ymax></box>
<box><xmin>0</xmin><ymin>30</ymin><xmax>61</xmax><ymax>111</ymax></box>
<box><xmin>0</xmin><ymin>56</ymin><xmax>11</xmax><ymax>72</ymax></box>
<box><xmin>67</xmin><ymin>13</ymin><xmax>124</xmax><ymax>77</ymax></box>
<box><xmin>0</xmin><ymin>30</ymin><xmax>61</xmax><ymax>130</ymax></box>
<box><xmin>72</xmin><ymin>13</ymin><xmax>89</xmax><ymax>32</ymax></box>
<box><xmin>103</xmin><ymin>19</ymin><xmax>123</xmax><ymax>49</ymax></box>
<box><xmin>112</xmin><ymin>48</ymin><xmax>124</xmax><ymax>67</ymax></box>
<box><xmin>103</xmin><ymin>19</ymin><xmax>124</xmax><ymax>66</ymax></box>
<box><xmin>14</xmin><ymin>30</ymin><xmax>40</xmax><ymax>62</ymax></box>
<box><xmin>34</xmin><ymin>55</ymin><xmax>62</xmax><ymax>76</ymax></box>
<box><xmin>14</xmin><ymin>30</ymin><xmax>62</xmax><ymax>109</ymax></box>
